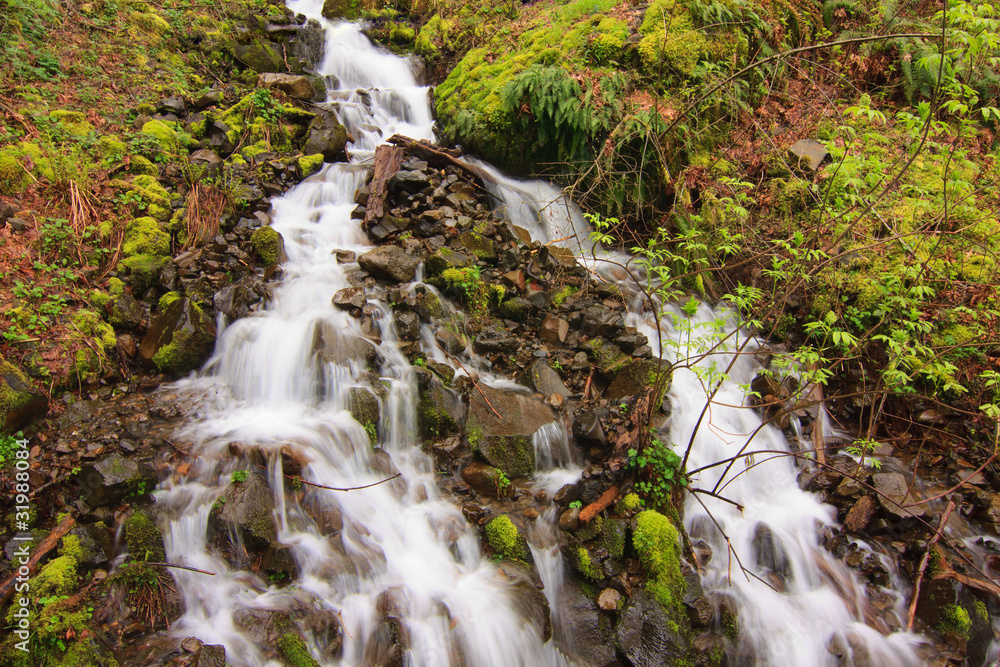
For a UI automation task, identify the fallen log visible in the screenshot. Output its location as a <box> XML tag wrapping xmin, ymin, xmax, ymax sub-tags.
<box><xmin>579</xmin><ymin>485</ymin><xmax>619</xmax><ymax>524</ymax></box>
<box><xmin>386</xmin><ymin>134</ymin><xmax>492</xmax><ymax>188</ymax></box>
<box><xmin>0</xmin><ymin>514</ymin><xmax>76</xmax><ymax>606</ymax></box>
<box><xmin>362</xmin><ymin>143</ymin><xmax>406</xmax><ymax>228</ymax></box>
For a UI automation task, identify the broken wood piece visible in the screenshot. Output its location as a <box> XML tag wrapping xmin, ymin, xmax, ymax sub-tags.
<box><xmin>580</xmin><ymin>486</ymin><xmax>619</xmax><ymax>524</ymax></box>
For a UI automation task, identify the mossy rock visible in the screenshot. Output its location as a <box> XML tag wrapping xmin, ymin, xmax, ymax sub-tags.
<box><xmin>232</xmin><ymin>40</ymin><xmax>284</xmax><ymax>73</ymax></box>
<box><xmin>0</xmin><ymin>151</ymin><xmax>28</xmax><ymax>195</ymax></box>
<box><xmin>570</xmin><ymin>546</ymin><xmax>603</xmax><ymax>581</ymax></box>
<box><xmin>484</xmin><ymin>514</ymin><xmax>530</xmax><ymax>561</ymax></box>
<box><xmin>125</xmin><ymin>511</ymin><xmax>167</xmax><ymax>562</ymax></box>
<box><xmin>277</xmin><ymin>633</ymin><xmax>321</xmax><ymax>667</ymax></box>
<box><xmin>131</xmin><ymin>174</ymin><xmax>172</xmax><ymax>208</ymax></box>
<box><xmin>633</xmin><ymin>510</ymin><xmax>684</xmax><ymax>611</ymax></box>
<box><xmin>49</xmin><ymin>110</ymin><xmax>94</xmax><ymax>137</ymax></box>
<box><xmin>139</xmin><ymin>119</ymin><xmax>183</xmax><ymax>157</ymax></box>
<box><xmin>122</xmin><ymin>216</ymin><xmax>171</xmax><ymax>257</ymax></box>
<box><xmin>297</xmin><ymin>152</ymin><xmax>325</xmax><ymax>178</ymax></box>
<box><xmin>118</xmin><ymin>254</ymin><xmax>170</xmax><ymax>293</ymax></box>
<box><xmin>0</xmin><ymin>354</ymin><xmax>48</xmax><ymax>433</ymax></box>
<box><xmin>250</xmin><ymin>226</ymin><xmax>285</xmax><ymax>265</ymax></box>
<box><xmin>140</xmin><ymin>298</ymin><xmax>217</xmax><ymax>373</ymax></box>
<box><xmin>322</xmin><ymin>0</ymin><xmax>362</xmax><ymax>20</ymax></box>
<box><xmin>128</xmin><ymin>155</ymin><xmax>159</xmax><ymax>176</ymax></box>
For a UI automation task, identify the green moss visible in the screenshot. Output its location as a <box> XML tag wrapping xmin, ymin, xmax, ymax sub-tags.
<box><xmin>551</xmin><ymin>285</ymin><xmax>578</xmax><ymax>307</ymax></box>
<box><xmin>298</xmin><ymin>152</ymin><xmax>325</xmax><ymax>177</ymax></box>
<box><xmin>49</xmin><ymin>110</ymin><xmax>94</xmax><ymax>137</ymax></box>
<box><xmin>575</xmin><ymin>514</ymin><xmax>603</xmax><ymax>541</ymax></box>
<box><xmin>277</xmin><ymin>633</ymin><xmax>320</xmax><ymax>667</ymax></box>
<box><xmin>633</xmin><ymin>510</ymin><xmax>684</xmax><ymax>610</ymax></box>
<box><xmin>73</xmin><ymin>309</ymin><xmax>117</xmax><ymax>351</ymax></box>
<box><xmin>139</xmin><ymin>119</ymin><xmax>182</xmax><ymax>156</ymax></box>
<box><xmin>250</xmin><ymin>226</ymin><xmax>281</xmax><ymax>265</ymax></box>
<box><xmin>484</xmin><ymin>515</ymin><xmax>529</xmax><ymax>561</ymax></box>
<box><xmin>467</xmin><ymin>425</ymin><xmax>483</xmax><ymax>452</ymax></box>
<box><xmin>938</xmin><ymin>604</ymin><xmax>971</xmax><ymax>635</ymax></box>
<box><xmin>118</xmin><ymin>254</ymin><xmax>169</xmax><ymax>293</ymax></box>
<box><xmin>151</xmin><ymin>322</ymin><xmax>214</xmax><ymax>373</ymax></box>
<box><xmin>600</xmin><ymin>519</ymin><xmax>626</xmax><ymax>559</ymax></box>
<box><xmin>33</xmin><ymin>554</ymin><xmax>79</xmax><ymax>599</ymax></box>
<box><xmin>59</xmin><ymin>535</ymin><xmax>84</xmax><ymax>561</ymax></box>
<box><xmin>390</xmin><ymin>23</ymin><xmax>415</xmax><ymax>44</ymax></box>
<box><xmin>158</xmin><ymin>291</ymin><xmax>181</xmax><ymax>311</ymax></box>
<box><xmin>129</xmin><ymin>154</ymin><xmax>159</xmax><ymax>176</ymax></box>
<box><xmin>125</xmin><ymin>511</ymin><xmax>166</xmax><ymax>563</ymax></box>
<box><xmin>0</xmin><ymin>151</ymin><xmax>27</xmax><ymax>195</ymax></box>
<box><xmin>131</xmin><ymin>174</ymin><xmax>171</xmax><ymax>208</ymax></box>
<box><xmin>122</xmin><ymin>216</ymin><xmax>171</xmax><ymax>257</ymax></box>
<box><xmin>574</xmin><ymin>547</ymin><xmax>603</xmax><ymax>581</ymax></box>
<box><xmin>615</xmin><ymin>492</ymin><xmax>642</xmax><ymax>514</ymax></box>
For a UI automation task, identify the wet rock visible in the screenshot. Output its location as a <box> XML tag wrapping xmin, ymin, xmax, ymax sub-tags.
<box><xmin>916</xmin><ymin>578</ymin><xmax>992</xmax><ymax>665</ymax></box>
<box><xmin>261</xmin><ymin>541</ymin><xmax>298</xmax><ymax>583</ymax></box>
<box><xmin>303</xmin><ymin>110</ymin><xmax>348</xmax><ymax>161</ymax></box>
<box><xmin>333</xmin><ymin>286</ymin><xmax>366</xmax><ymax>311</ymax></box>
<box><xmin>413</xmin><ymin>287</ymin><xmax>443</xmax><ymax>320</ymax></box>
<box><xmin>358</xmin><ymin>245</ymin><xmax>419</xmax><ymax>282</ymax></box>
<box><xmin>257</xmin><ymin>72</ymin><xmax>318</xmax><ymax>100</ymax></box>
<box><xmin>214</xmin><ymin>278</ymin><xmax>265</xmax><ymax>322</ymax></box>
<box><xmin>615</xmin><ymin>589</ymin><xmax>690</xmax><ymax>666</ymax></box>
<box><xmin>872</xmin><ymin>472</ymin><xmax>923</xmax><ymax>518</ymax></box>
<box><xmin>424</xmin><ymin>249</ymin><xmax>474</xmax><ymax>275</ymax></box>
<box><xmin>347</xmin><ymin>387</ymin><xmax>380</xmax><ymax>436</ymax></box>
<box><xmin>233</xmin><ymin>608</ymin><xmax>295</xmax><ymax>647</ymax></box>
<box><xmin>788</xmin><ymin>139</ymin><xmax>829</xmax><ymax>172</ymax></box>
<box><xmin>206</xmin><ymin>120</ymin><xmax>236</xmax><ymax>157</ymax></box>
<box><xmin>538</xmin><ymin>315</ymin><xmax>569</xmax><ymax>344</ymax></box>
<box><xmin>388</xmin><ymin>169</ymin><xmax>431</xmax><ymax>194</ymax></box>
<box><xmin>211</xmin><ymin>472</ymin><xmax>277</xmax><ymax>550</ymax></box>
<box><xmin>586</xmin><ymin>338</ymin><xmax>628</xmax><ymax>375</ymax></box>
<box><xmin>555</xmin><ymin>578</ymin><xmax>618</xmax><ymax>667</ymax></box>
<box><xmin>844</xmin><ymin>495</ymin><xmax>877</xmax><ymax>532</ymax></box>
<box><xmin>559</xmin><ymin>507</ymin><xmax>581</xmax><ymax>532</ymax></box>
<box><xmin>554</xmin><ymin>483</ymin><xmax>581</xmax><ymax>507</ymax></box>
<box><xmin>368</xmin><ymin>215</ymin><xmax>410</xmax><ymax>242</ymax></box>
<box><xmin>472</xmin><ymin>327</ymin><xmax>520</xmax><ymax>355</ymax></box>
<box><xmin>466</xmin><ymin>384</ymin><xmax>555</xmax><ymax>476</ymax></box>
<box><xmin>605</xmin><ymin>359</ymin><xmax>671</xmax><ymax>403</ymax></box>
<box><xmin>518</xmin><ymin>359</ymin><xmax>571</xmax><ymax>399</ymax></box>
<box><xmin>752</xmin><ymin>523</ymin><xmax>791</xmax><ymax>579</ymax></box>
<box><xmin>598</xmin><ymin>588</ymin><xmax>621</xmax><ymax>611</ymax></box>
<box><xmin>78</xmin><ymin>452</ymin><xmax>157</xmax><ymax>509</ymax></box>
<box><xmin>109</xmin><ymin>290</ymin><xmax>143</xmax><ymax>328</ymax></box>
<box><xmin>139</xmin><ymin>298</ymin><xmax>217</xmax><ymax>373</ymax></box>
<box><xmin>393</xmin><ymin>310</ymin><xmax>420</xmax><ymax>340</ymax></box>
<box><xmin>0</xmin><ymin>354</ymin><xmax>48</xmax><ymax>432</ymax></box>
<box><xmin>682</xmin><ymin>566</ymin><xmax>713</xmax><ymax>628</ymax></box>
<box><xmin>498</xmin><ymin>297</ymin><xmax>533</xmax><ymax>322</ymax></box>
<box><xmin>314</xmin><ymin>321</ymin><xmax>379</xmax><ymax>368</ymax></box>
<box><xmin>581</xmin><ymin>304</ymin><xmax>624</xmax><ymax>338</ymax></box>
<box><xmin>458</xmin><ymin>231</ymin><xmax>496</xmax><ymax>261</ymax></box>
<box><xmin>461</xmin><ymin>462</ymin><xmax>510</xmax><ymax>497</ymax></box>
<box><xmin>501</xmin><ymin>269</ymin><xmax>526</xmax><ymax>293</ymax></box>
<box><xmin>501</xmin><ymin>562</ymin><xmax>552</xmax><ymax>641</ymax></box>
<box><xmin>418</xmin><ymin>376</ymin><xmax>462</xmax><ymax>439</ymax></box>
<box><xmin>572</xmin><ymin>406</ymin><xmax>609</xmax><ymax>447</ymax></box>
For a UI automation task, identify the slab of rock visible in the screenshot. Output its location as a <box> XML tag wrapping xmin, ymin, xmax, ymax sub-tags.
<box><xmin>466</xmin><ymin>384</ymin><xmax>555</xmax><ymax>476</ymax></box>
<box><xmin>0</xmin><ymin>355</ymin><xmax>48</xmax><ymax>432</ymax></box>
<box><xmin>333</xmin><ymin>286</ymin><xmax>366</xmax><ymax>310</ymax></box>
<box><xmin>581</xmin><ymin>305</ymin><xmax>624</xmax><ymax>337</ymax></box>
<box><xmin>303</xmin><ymin>110</ymin><xmax>348</xmax><ymax>161</ymax></box>
<box><xmin>554</xmin><ymin>578</ymin><xmax>618</xmax><ymax>667</ymax></box>
<box><xmin>538</xmin><ymin>315</ymin><xmax>569</xmax><ymax>344</ymax></box>
<box><xmin>843</xmin><ymin>495</ymin><xmax>877</xmax><ymax>532</ymax></box>
<box><xmin>873</xmin><ymin>472</ymin><xmax>924</xmax><ymax>518</ymax></box>
<box><xmin>605</xmin><ymin>359</ymin><xmax>671</xmax><ymax>402</ymax></box>
<box><xmin>78</xmin><ymin>452</ymin><xmax>157</xmax><ymax>509</ymax></box>
<box><xmin>358</xmin><ymin>246</ymin><xmax>419</xmax><ymax>282</ymax></box>
<box><xmin>461</xmin><ymin>462</ymin><xmax>510</xmax><ymax>497</ymax></box>
<box><xmin>518</xmin><ymin>360</ymin><xmax>571</xmax><ymax>399</ymax></box>
<box><xmin>615</xmin><ymin>590</ymin><xmax>689</xmax><ymax>667</ymax></box>
<box><xmin>139</xmin><ymin>298</ymin><xmax>217</xmax><ymax>373</ymax></box>
<box><xmin>211</xmin><ymin>472</ymin><xmax>277</xmax><ymax>550</ymax></box>
<box><xmin>789</xmin><ymin>139</ymin><xmax>829</xmax><ymax>172</ymax></box>
<box><xmin>313</xmin><ymin>321</ymin><xmax>379</xmax><ymax>368</ymax></box>
<box><xmin>257</xmin><ymin>72</ymin><xmax>318</xmax><ymax>100</ymax></box>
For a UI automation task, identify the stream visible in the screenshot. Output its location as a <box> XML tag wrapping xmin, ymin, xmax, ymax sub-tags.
<box><xmin>150</xmin><ymin>2</ymin><xmax>931</xmax><ymax>664</ymax></box>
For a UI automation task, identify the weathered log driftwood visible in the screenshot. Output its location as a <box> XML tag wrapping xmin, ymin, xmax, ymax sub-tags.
<box><xmin>362</xmin><ymin>144</ymin><xmax>406</xmax><ymax>228</ymax></box>
<box><xmin>386</xmin><ymin>134</ymin><xmax>492</xmax><ymax>187</ymax></box>
<box><xmin>0</xmin><ymin>514</ymin><xmax>76</xmax><ymax>606</ymax></box>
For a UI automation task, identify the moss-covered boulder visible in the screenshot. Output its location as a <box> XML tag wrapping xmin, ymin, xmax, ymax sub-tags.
<box><xmin>302</xmin><ymin>110</ymin><xmax>349</xmax><ymax>162</ymax></box>
<box><xmin>484</xmin><ymin>514</ymin><xmax>530</xmax><ymax>561</ymax></box>
<box><xmin>49</xmin><ymin>110</ymin><xmax>94</xmax><ymax>137</ymax></box>
<box><xmin>418</xmin><ymin>375</ymin><xmax>463</xmax><ymax>439</ymax></box>
<box><xmin>0</xmin><ymin>354</ymin><xmax>47</xmax><ymax>433</ymax></box>
<box><xmin>232</xmin><ymin>40</ymin><xmax>285</xmax><ymax>73</ymax></box>
<box><xmin>139</xmin><ymin>119</ymin><xmax>183</xmax><ymax>157</ymax></box>
<box><xmin>605</xmin><ymin>359</ymin><xmax>671</xmax><ymax>404</ymax></box>
<box><xmin>250</xmin><ymin>226</ymin><xmax>285</xmax><ymax>265</ymax></box>
<box><xmin>633</xmin><ymin>510</ymin><xmax>684</xmax><ymax>610</ymax></box>
<box><xmin>122</xmin><ymin>216</ymin><xmax>171</xmax><ymax>257</ymax></box>
<box><xmin>78</xmin><ymin>451</ymin><xmax>158</xmax><ymax>508</ymax></box>
<box><xmin>321</xmin><ymin>0</ymin><xmax>362</xmax><ymax>20</ymax></box>
<box><xmin>0</xmin><ymin>150</ymin><xmax>28</xmax><ymax>195</ymax></box>
<box><xmin>139</xmin><ymin>297</ymin><xmax>217</xmax><ymax>373</ymax></box>
<box><xmin>118</xmin><ymin>253</ymin><xmax>170</xmax><ymax>294</ymax></box>
<box><xmin>347</xmin><ymin>387</ymin><xmax>380</xmax><ymax>442</ymax></box>
<box><xmin>125</xmin><ymin>510</ymin><xmax>167</xmax><ymax>562</ymax></box>
<box><xmin>277</xmin><ymin>632</ymin><xmax>321</xmax><ymax>667</ymax></box>
<box><xmin>211</xmin><ymin>472</ymin><xmax>277</xmax><ymax>550</ymax></box>
<box><xmin>466</xmin><ymin>384</ymin><xmax>554</xmax><ymax>476</ymax></box>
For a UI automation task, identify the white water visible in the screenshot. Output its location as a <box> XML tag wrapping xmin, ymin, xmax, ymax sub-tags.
<box><xmin>150</xmin><ymin>3</ymin><xmax>929</xmax><ymax>665</ymax></box>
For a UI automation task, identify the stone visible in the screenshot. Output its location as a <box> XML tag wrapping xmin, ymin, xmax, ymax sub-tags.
<box><xmin>466</xmin><ymin>384</ymin><xmax>555</xmax><ymax>476</ymax></box>
<box><xmin>214</xmin><ymin>278</ymin><xmax>265</xmax><ymax>322</ymax></box>
<box><xmin>347</xmin><ymin>387</ymin><xmax>380</xmax><ymax>434</ymax></box>
<box><xmin>788</xmin><ymin>139</ymin><xmax>830</xmax><ymax>172</ymax></box>
<box><xmin>314</xmin><ymin>321</ymin><xmax>379</xmax><ymax>368</ymax></box>
<box><xmin>194</xmin><ymin>90</ymin><xmax>224</xmax><ymax>108</ymax></box>
<box><xmin>598</xmin><ymin>588</ymin><xmax>621</xmax><ymax>611</ymax></box>
<box><xmin>844</xmin><ymin>495</ymin><xmax>877</xmax><ymax>532</ymax></box>
<box><xmin>538</xmin><ymin>315</ymin><xmax>569</xmax><ymax>344</ymax></box>
<box><xmin>257</xmin><ymin>72</ymin><xmax>318</xmax><ymax>100</ymax></box>
<box><xmin>581</xmin><ymin>305</ymin><xmax>624</xmax><ymax>337</ymax></box>
<box><xmin>873</xmin><ymin>472</ymin><xmax>924</xmax><ymax>518</ymax></box>
<box><xmin>157</xmin><ymin>96</ymin><xmax>187</xmax><ymax>114</ymax></box>
<box><xmin>558</xmin><ymin>507</ymin><xmax>581</xmax><ymax>532</ymax></box>
<box><xmin>232</xmin><ymin>40</ymin><xmax>284</xmax><ymax>73</ymax></box>
<box><xmin>0</xmin><ymin>354</ymin><xmax>48</xmax><ymax>432</ymax></box>
<box><xmin>211</xmin><ymin>472</ymin><xmax>277</xmax><ymax>550</ymax></box>
<box><xmin>109</xmin><ymin>290</ymin><xmax>143</xmax><ymax>328</ymax></box>
<box><xmin>388</xmin><ymin>170</ymin><xmax>431</xmax><ymax>194</ymax></box>
<box><xmin>419</xmin><ymin>374</ymin><xmax>462</xmax><ymax>439</ymax></box>
<box><xmin>393</xmin><ymin>310</ymin><xmax>420</xmax><ymax>340</ymax></box>
<box><xmin>358</xmin><ymin>246</ymin><xmax>419</xmax><ymax>282</ymax></box>
<box><xmin>458</xmin><ymin>231</ymin><xmax>496</xmax><ymax>261</ymax></box>
<box><xmin>472</xmin><ymin>327</ymin><xmax>520</xmax><ymax>355</ymax></box>
<box><xmin>572</xmin><ymin>407</ymin><xmax>608</xmax><ymax>447</ymax></box>
<box><xmin>501</xmin><ymin>269</ymin><xmax>526</xmax><ymax>293</ymax></box>
<box><xmin>303</xmin><ymin>111</ymin><xmax>349</xmax><ymax>161</ymax></box>
<box><xmin>615</xmin><ymin>590</ymin><xmax>689</xmax><ymax>667</ymax></box>
<box><xmin>333</xmin><ymin>287</ymin><xmax>366</xmax><ymax>310</ymax></box>
<box><xmin>605</xmin><ymin>359</ymin><xmax>671</xmax><ymax>403</ymax></box>
<box><xmin>78</xmin><ymin>452</ymin><xmax>157</xmax><ymax>508</ymax></box>
<box><xmin>554</xmin><ymin>578</ymin><xmax>618</xmax><ymax>667</ymax></box>
<box><xmin>261</xmin><ymin>541</ymin><xmax>298</xmax><ymax>582</ymax></box>
<box><xmin>518</xmin><ymin>359</ymin><xmax>571</xmax><ymax>399</ymax></box>
<box><xmin>139</xmin><ymin>298</ymin><xmax>217</xmax><ymax>373</ymax></box>
<box><xmin>461</xmin><ymin>462</ymin><xmax>510</xmax><ymax>497</ymax></box>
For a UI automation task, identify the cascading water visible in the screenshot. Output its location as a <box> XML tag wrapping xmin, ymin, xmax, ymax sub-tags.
<box><xmin>150</xmin><ymin>1</ymin><xmax>932</xmax><ymax>664</ymax></box>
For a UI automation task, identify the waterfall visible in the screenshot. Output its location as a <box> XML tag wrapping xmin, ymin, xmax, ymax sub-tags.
<box><xmin>152</xmin><ymin>1</ymin><xmax>928</xmax><ymax>664</ymax></box>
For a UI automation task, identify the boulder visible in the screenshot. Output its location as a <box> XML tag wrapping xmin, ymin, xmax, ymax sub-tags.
<box><xmin>303</xmin><ymin>111</ymin><xmax>349</xmax><ymax>161</ymax></box>
<box><xmin>347</xmin><ymin>387</ymin><xmax>380</xmax><ymax>438</ymax></box>
<box><xmin>78</xmin><ymin>452</ymin><xmax>157</xmax><ymax>508</ymax></box>
<box><xmin>0</xmin><ymin>355</ymin><xmax>48</xmax><ymax>432</ymax></box>
<box><xmin>843</xmin><ymin>495</ymin><xmax>877</xmax><ymax>532</ymax></box>
<box><xmin>554</xmin><ymin>578</ymin><xmax>618</xmax><ymax>667</ymax></box>
<box><xmin>788</xmin><ymin>139</ymin><xmax>829</xmax><ymax>172</ymax></box>
<box><xmin>461</xmin><ymin>462</ymin><xmax>510</xmax><ymax>497</ymax></box>
<box><xmin>581</xmin><ymin>305</ymin><xmax>624</xmax><ymax>337</ymax></box>
<box><xmin>605</xmin><ymin>359</ymin><xmax>671</xmax><ymax>402</ymax></box>
<box><xmin>538</xmin><ymin>315</ymin><xmax>569</xmax><ymax>344</ymax></box>
<box><xmin>214</xmin><ymin>278</ymin><xmax>266</xmax><ymax>322</ymax></box>
<box><xmin>615</xmin><ymin>590</ymin><xmax>690</xmax><ymax>667</ymax></box>
<box><xmin>333</xmin><ymin>286</ymin><xmax>366</xmax><ymax>311</ymax></box>
<box><xmin>313</xmin><ymin>321</ymin><xmax>379</xmax><ymax>368</ymax></box>
<box><xmin>419</xmin><ymin>375</ymin><xmax>463</xmax><ymax>439</ymax></box>
<box><xmin>872</xmin><ymin>472</ymin><xmax>924</xmax><ymax>518</ymax></box>
<box><xmin>518</xmin><ymin>359</ymin><xmax>571</xmax><ymax>399</ymax></box>
<box><xmin>257</xmin><ymin>72</ymin><xmax>318</xmax><ymax>100</ymax></box>
<box><xmin>139</xmin><ymin>298</ymin><xmax>217</xmax><ymax>373</ymax></box>
<box><xmin>211</xmin><ymin>472</ymin><xmax>277</xmax><ymax>550</ymax></box>
<box><xmin>358</xmin><ymin>246</ymin><xmax>419</xmax><ymax>282</ymax></box>
<box><xmin>466</xmin><ymin>384</ymin><xmax>555</xmax><ymax>476</ymax></box>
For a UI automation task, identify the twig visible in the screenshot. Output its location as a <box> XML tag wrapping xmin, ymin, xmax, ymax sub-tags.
<box><xmin>907</xmin><ymin>500</ymin><xmax>955</xmax><ymax>631</ymax></box>
<box><xmin>443</xmin><ymin>351</ymin><xmax>502</xmax><ymax>419</ymax></box>
<box><xmin>144</xmin><ymin>562</ymin><xmax>216</xmax><ymax>575</ymax></box>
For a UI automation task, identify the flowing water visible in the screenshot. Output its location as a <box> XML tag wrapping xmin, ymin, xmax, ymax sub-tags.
<box><xmin>151</xmin><ymin>2</ymin><xmax>931</xmax><ymax>664</ymax></box>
